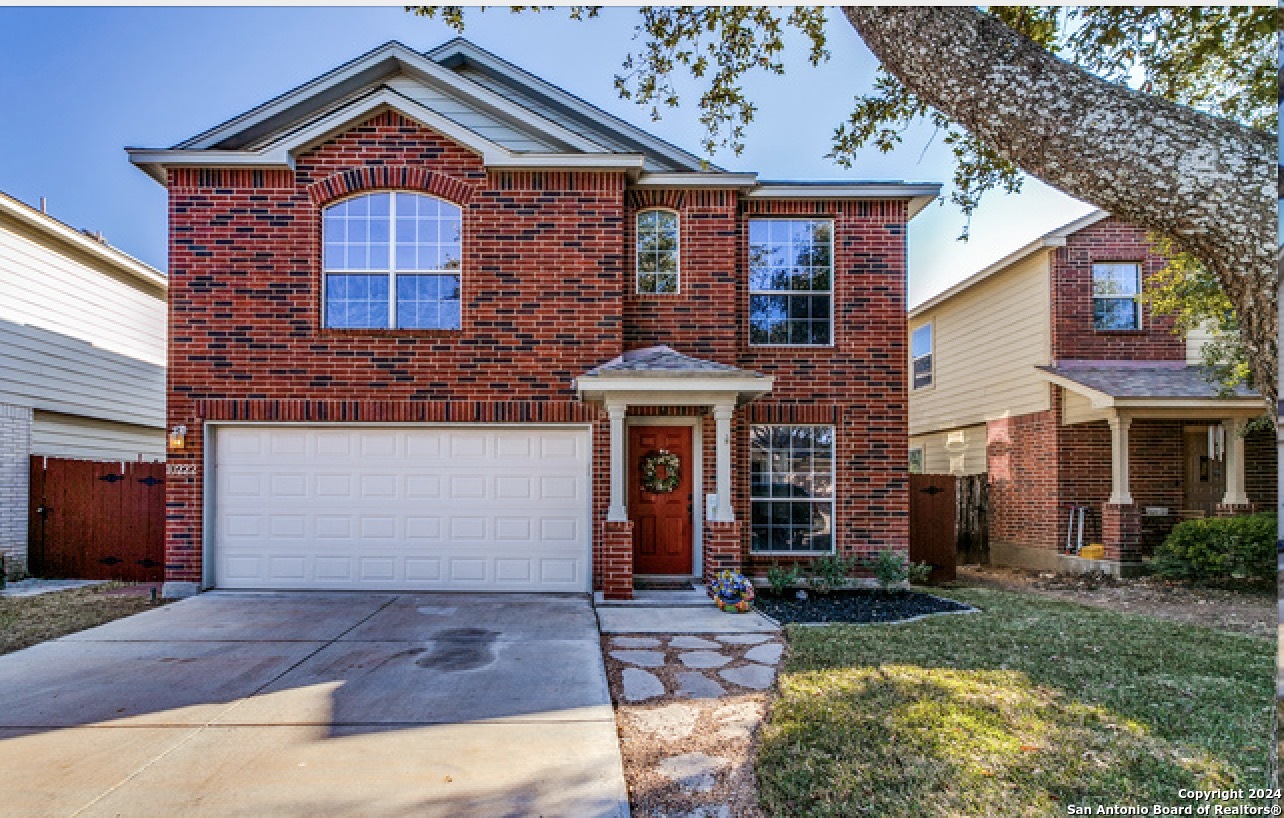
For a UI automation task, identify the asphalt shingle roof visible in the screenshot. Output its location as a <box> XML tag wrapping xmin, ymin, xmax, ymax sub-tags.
<box><xmin>1040</xmin><ymin>364</ymin><xmax>1259</xmax><ymax>399</ymax></box>
<box><xmin>583</xmin><ymin>346</ymin><xmax>763</xmax><ymax>378</ymax></box>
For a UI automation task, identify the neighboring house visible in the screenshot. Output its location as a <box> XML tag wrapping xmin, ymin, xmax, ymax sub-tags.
<box><xmin>127</xmin><ymin>39</ymin><xmax>939</xmax><ymax>599</ymax></box>
<box><xmin>908</xmin><ymin>210</ymin><xmax>1275</xmax><ymax>576</ymax></box>
<box><xmin>0</xmin><ymin>191</ymin><xmax>167</xmax><ymax>578</ymax></box>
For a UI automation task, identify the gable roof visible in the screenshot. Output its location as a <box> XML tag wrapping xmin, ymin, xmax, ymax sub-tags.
<box><xmin>127</xmin><ymin>38</ymin><xmax>941</xmax><ymax>216</ymax></box>
<box><xmin>909</xmin><ymin>209</ymin><xmax>1109</xmax><ymax>318</ymax></box>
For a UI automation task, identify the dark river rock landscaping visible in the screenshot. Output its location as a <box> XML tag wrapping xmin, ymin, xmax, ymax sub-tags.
<box><xmin>754</xmin><ymin>589</ymin><xmax>974</xmax><ymax>624</ymax></box>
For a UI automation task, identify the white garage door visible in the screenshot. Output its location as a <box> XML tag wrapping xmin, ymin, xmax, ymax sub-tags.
<box><xmin>211</xmin><ymin>426</ymin><xmax>591</xmax><ymax>591</ymax></box>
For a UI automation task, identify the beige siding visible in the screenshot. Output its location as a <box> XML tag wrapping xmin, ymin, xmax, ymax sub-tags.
<box><xmin>910</xmin><ymin>425</ymin><xmax>987</xmax><ymax>475</ymax></box>
<box><xmin>909</xmin><ymin>251</ymin><xmax>1052</xmax><ymax>436</ymax></box>
<box><xmin>32</xmin><ymin>411</ymin><xmax>164</xmax><ymax>462</ymax></box>
<box><xmin>0</xmin><ymin>215</ymin><xmax>165</xmax><ymax>430</ymax></box>
<box><xmin>1061</xmin><ymin>389</ymin><xmax>1110</xmax><ymax>426</ymax></box>
<box><xmin>1185</xmin><ymin>321</ymin><xmax>1215</xmax><ymax>366</ymax></box>
<box><xmin>385</xmin><ymin>74</ymin><xmax>559</xmax><ymax>153</ymax></box>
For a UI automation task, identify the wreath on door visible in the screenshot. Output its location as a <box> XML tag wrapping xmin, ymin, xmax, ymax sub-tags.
<box><xmin>641</xmin><ymin>449</ymin><xmax>681</xmax><ymax>494</ymax></box>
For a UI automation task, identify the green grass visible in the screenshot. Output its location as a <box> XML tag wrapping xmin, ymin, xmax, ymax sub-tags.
<box><xmin>756</xmin><ymin>587</ymin><xmax>1274</xmax><ymax>817</ymax></box>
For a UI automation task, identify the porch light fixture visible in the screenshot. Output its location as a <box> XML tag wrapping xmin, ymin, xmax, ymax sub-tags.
<box><xmin>168</xmin><ymin>425</ymin><xmax>188</xmax><ymax>450</ymax></box>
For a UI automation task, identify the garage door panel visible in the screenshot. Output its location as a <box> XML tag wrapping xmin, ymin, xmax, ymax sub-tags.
<box><xmin>213</xmin><ymin>427</ymin><xmax>590</xmax><ymax>591</ymax></box>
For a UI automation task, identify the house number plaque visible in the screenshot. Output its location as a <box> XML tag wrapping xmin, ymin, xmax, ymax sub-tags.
<box><xmin>166</xmin><ymin>463</ymin><xmax>198</xmax><ymax>477</ymax></box>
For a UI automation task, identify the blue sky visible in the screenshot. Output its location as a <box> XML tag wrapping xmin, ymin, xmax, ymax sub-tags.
<box><xmin>0</xmin><ymin>6</ymin><xmax>1093</xmax><ymax>306</ymax></box>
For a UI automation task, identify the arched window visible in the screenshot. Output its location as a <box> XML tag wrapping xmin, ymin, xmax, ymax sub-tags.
<box><xmin>636</xmin><ymin>209</ymin><xmax>679</xmax><ymax>294</ymax></box>
<box><xmin>322</xmin><ymin>192</ymin><xmax>462</xmax><ymax>329</ymax></box>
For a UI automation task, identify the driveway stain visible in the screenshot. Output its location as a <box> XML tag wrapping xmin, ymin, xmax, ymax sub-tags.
<box><xmin>416</xmin><ymin>628</ymin><xmax>499</xmax><ymax>672</ymax></box>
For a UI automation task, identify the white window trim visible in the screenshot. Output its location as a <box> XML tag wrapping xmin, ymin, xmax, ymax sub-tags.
<box><xmin>911</xmin><ymin>322</ymin><xmax>934</xmax><ymax>391</ymax></box>
<box><xmin>321</xmin><ymin>191</ymin><xmax>463</xmax><ymax>330</ymax></box>
<box><xmin>635</xmin><ymin>207</ymin><xmax>681</xmax><ymax>295</ymax></box>
<box><xmin>747</xmin><ymin>423</ymin><xmax>837</xmax><ymax>556</ymax></box>
<box><xmin>747</xmin><ymin>217</ymin><xmax>836</xmax><ymax>348</ymax></box>
<box><xmin>1091</xmin><ymin>261</ymin><xmax>1143</xmax><ymax>331</ymax></box>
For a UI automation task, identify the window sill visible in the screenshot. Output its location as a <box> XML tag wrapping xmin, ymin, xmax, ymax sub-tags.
<box><xmin>1091</xmin><ymin>329</ymin><xmax>1147</xmax><ymax>335</ymax></box>
<box><xmin>319</xmin><ymin>328</ymin><xmax>463</xmax><ymax>337</ymax></box>
<box><xmin>748</xmin><ymin>550</ymin><xmax>837</xmax><ymax>557</ymax></box>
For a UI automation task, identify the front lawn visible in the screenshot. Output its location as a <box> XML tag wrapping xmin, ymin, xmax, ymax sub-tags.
<box><xmin>0</xmin><ymin>583</ymin><xmax>164</xmax><ymax>655</ymax></box>
<box><xmin>757</xmin><ymin>587</ymin><xmax>1273</xmax><ymax>817</ymax></box>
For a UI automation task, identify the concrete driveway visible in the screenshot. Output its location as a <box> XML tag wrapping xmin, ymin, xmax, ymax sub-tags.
<box><xmin>0</xmin><ymin>592</ymin><xmax>629</xmax><ymax>817</ymax></box>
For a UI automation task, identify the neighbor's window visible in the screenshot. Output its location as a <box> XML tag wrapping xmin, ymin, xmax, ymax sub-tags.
<box><xmin>1092</xmin><ymin>262</ymin><xmax>1141</xmax><ymax>330</ymax></box>
<box><xmin>636</xmin><ymin>209</ymin><xmax>679</xmax><ymax>293</ymax></box>
<box><xmin>748</xmin><ymin>219</ymin><xmax>832</xmax><ymax>345</ymax></box>
<box><xmin>323</xmin><ymin>192</ymin><xmax>462</xmax><ymax>330</ymax></box>
<box><xmin>749</xmin><ymin>425</ymin><xmax>835</xmax><ymax>553</ymax></box>
<box><xmin>908</xmin><ymin>448</ymin><xmax>925</xmax><ymax>474</ymax></box>
<box><xmin>911</xmin><ymin>323</ymin><xmax>933</xmax><ymax>389</ymax></box>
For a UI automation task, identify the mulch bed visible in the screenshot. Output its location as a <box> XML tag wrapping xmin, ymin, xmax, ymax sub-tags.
<box><xmin>754</xmin><ymin>589</ymin><xmax>972</xmax><ymax>624</ymax></box>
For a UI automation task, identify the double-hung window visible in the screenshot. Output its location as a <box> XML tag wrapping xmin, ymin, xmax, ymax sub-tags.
<box><xmin>748</xmin><ymin>219</ymin><xmax>832</xmax><ymax>345</ymax></box>
<box><xmin>1092</xmin><ymin>262</ymin><xmax>1141</xmax><ymax>330</ymax></box>
<box><xmin>749</xmin><ymin>425</ymin><xmax>835</xmax><ymax>553</ymax></box>
<box><xmin>911</xmin><ymin>323</ymin><xmax>933</xmax><ymax>389</ymax></box>
<box><xmin>323</xmin><ymin>192</ymin><xmax>462</xmax><ymax>330</ymax></box>
<box><xmin>636</xmin><ymin>209</ymin><xmax>679</xmax><ymax>293</ymax></box>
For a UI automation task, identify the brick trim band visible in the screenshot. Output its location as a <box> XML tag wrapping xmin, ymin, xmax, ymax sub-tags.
<box><xmin>306</xmin><ymin>165</ymin><xmax>475</xmax><ymax>206</ymax></box>
<box><xmin>194</xmin><ymin>399</ymin><xmax>599</xmax><ymax>424</ymax></box>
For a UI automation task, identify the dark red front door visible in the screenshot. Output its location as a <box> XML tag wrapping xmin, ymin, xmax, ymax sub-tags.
<box><xmin>629</xmin><ymin>425</ymin><xmax>693</xmax><ymax>575</ymax></box>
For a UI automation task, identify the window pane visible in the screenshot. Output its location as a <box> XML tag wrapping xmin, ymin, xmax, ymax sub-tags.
<box><xmin>750</xmin><ymin>424</ymin><xmax>836</xmax><ymax>552</ymax></box>
<box><xmin>748</xmin><ymin>219</ymin><xmax>832</xmax><ymax>345</ymax></box>
<box><xmin>911</xmin><ymin>324</ymin><xmax>932</xmax><ymax>358</ymax></box>
<box><xmin>1094</xmin><ymin>297</ymin><xmax>1139</xmax><ymax>330</ymax></box>
<box><xmin>636</xmin><ymin>210</ymin><xmax>679</xmax><ymax>294</ymax></box>
<box><xmin>1092</xmin><ymin>262</ymin><xmax>1139</xmax><ymax>297</ymax></box>
<box><xmin>397</xmin><ymin>274</ymin><xmax>460</xmax><ymax>329</ymax></box>
<box><xmin>326</xmin><ymin>274</ymin><xmax>389</xmax><ymax>328</ymax></box>
<box><xmin>393</xmin><ymin>194</ymin><xmax>462</xmax><ymax>272</ymax></box>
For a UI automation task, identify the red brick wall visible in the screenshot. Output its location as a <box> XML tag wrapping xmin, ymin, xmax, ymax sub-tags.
<box><xmin>1245</xmin><ymin>427</ymin><xmax>1277</xmax><ymax>507</ymax></box>
<box><xmin>165</xmin><ymin>112</ymin><xmax>912</xmax><ymax>586</ymax></box>
<box><xmin>1050</xmin><ymin>217</ymin><xmax>1184</xmax><ymax>362</ymax></box>
<box><xmin>987</xmin><ymin>404</ymin><xmax>1060</xmax><ymax>551</ymax></box>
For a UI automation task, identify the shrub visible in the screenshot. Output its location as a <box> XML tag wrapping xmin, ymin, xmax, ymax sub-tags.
<box><xmin>862</xmin><ymin>550</ymin><xmax>933</xmax><ymax>591</ymax></box>
<box><xmin>1153</xmin><ymin>512</ymin><xmax>1276</xmax><ymax>582</ymax></box>
<box><xmin>809</xmin><ymin>554</ymin><xmax>855</xmax><ymax>595</ymax></box>
<box><xmin>765</xmin><ymin>562</ymin><xmax>802</xmax><ymax>596</ymax></box>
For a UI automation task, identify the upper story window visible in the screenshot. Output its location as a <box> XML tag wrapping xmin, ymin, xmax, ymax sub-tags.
<box><xmin>323</xmin><ymin>192</ymin><xmax>461</xmax><ymax>330</ymax></box>
<box><xmin>748</xmin><ymin>218</ymin><xmax>832</xmax><ymax>345</ymax></box>
<box><xmin>636</xmin><ymin>209</ymin><xmax>679</xmax><ymax>294</ymax></box>
<box><xmin>911</xmin><ymin>323</ymin><xmax>933</xmax><ymax>389</ymax></box>
<box><xmin>1092</xmin><ymin>262</ymin><xmax>1141</xmax><ymax>330</ymax></box>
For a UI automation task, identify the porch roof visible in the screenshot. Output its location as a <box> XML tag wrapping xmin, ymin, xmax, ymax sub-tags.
<box><xmin>1038</xmin><ymin>363</ymin><xmax>1263</xmax><ymax>414</ymax></box>
<box><xmin>575</xmin><ymin>345</ymin><xmax>772</xmax><ymax>406</ymax></box>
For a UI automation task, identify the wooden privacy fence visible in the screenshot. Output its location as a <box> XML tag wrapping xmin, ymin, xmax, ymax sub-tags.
<box><xmin>28</xmin><ymin>457</ymin><xmax>165</xmax><ymax>582</ymax></box>
<box><xmin>908</xmin><ymin>473</ymin><xmax>990</xmax><ymax>582</ymax></box>
<box><xmin>908</xmin><ymin>473</ymin><xmax>957</xmax><ymax>583</ymax></box>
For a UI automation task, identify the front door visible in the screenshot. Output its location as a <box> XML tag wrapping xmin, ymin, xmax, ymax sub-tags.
<box><xmin>1183</xmin><ymin>427</ymin><xmax>1225</xmax><ymax>514</ymax></box>
<box><xmin>629</xmin><ymin>425</ymin><xmax>694</xmax><ymax>575</ymax></box>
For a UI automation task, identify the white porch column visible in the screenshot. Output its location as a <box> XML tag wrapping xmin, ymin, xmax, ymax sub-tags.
<box><xmin>1107</xmin><ymin>412</ymin><xmax>1133</xmax><ymax>505</ymax></box>
<box><xmin>713</xmin><ymin>401</ymin><xmax>735</xmax><ymax>522</ymax></box>
<box><xmin>606</xmin><ymin>402</ymin><xmax>628</xmax><ymax>522</ymax></box>
<box><xmin>1221</xmin><ymin>417</ymin><xmax>1249</xmax><ymax>506</ymax></box>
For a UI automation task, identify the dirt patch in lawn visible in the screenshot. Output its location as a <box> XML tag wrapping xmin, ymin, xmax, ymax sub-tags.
<box><xmin>0</xmin><ymin>582</ymin><xmax>167</xmax><ymax>655</ymax></box>
<box><xmin>952</xmin><ymin>564</ymin><xmax>1273</xmax><ymax>637</ymax></box>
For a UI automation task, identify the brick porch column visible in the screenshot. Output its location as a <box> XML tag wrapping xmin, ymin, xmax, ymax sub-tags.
<box><xmin>703</xmin><ymin>520</ymin><xmax>742</xmax><ymax>582</ymax></box>
<box><xmin>1100</xmin><ymin>503</ymin><xmax>1141</xmax><ymax>563</ymax></box>
<box><xmin>601</xmin><ymin>519</ymin><xmax>634</xmax><ymax>600</ymax></box>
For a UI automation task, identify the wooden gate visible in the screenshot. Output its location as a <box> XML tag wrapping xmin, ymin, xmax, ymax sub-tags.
<box><xmin>28</xmin><ymin>457</ymin><xmax>165</xmax><ymax>581</ymax></box>
<box><xmin>909</xmin><ymin>473</ymin><xmax>957</xmax><ymax>583</ymax></box>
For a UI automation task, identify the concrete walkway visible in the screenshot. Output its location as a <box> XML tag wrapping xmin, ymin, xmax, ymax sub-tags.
<box><xmin>0</xmin><ymin>592</ymin><xmax>629</xmax><ymax>818</ymax></box>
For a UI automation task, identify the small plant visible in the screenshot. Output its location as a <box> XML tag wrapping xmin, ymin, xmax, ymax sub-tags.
<box><xmin>809</xmin><ymin>554</ymin><xmax>854</xmax><ymax>595</ymax></box>
<box><xmin>865</xmin><ymin>549</ymin><xmax>924</xmax><ymax>591</ymax></box>
<box><xmin>1153</xmin><ymin>512</ymin><xmax>1276</xmax><ymax>582</ymax></box>
<box><xmin>907</xmin><ymin>560</ymin><xmax>934</xmax><ymax>586</ymax></box>
<box><xmin>766</xmin><ymin>562</ymin><xmax>802</xmax><ymax>596</ymax></box>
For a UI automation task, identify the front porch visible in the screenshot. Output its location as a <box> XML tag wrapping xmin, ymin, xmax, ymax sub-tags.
<box><xmin>576</xmin><ymin>346</ymin><xmax>773</xmax><ymax>599</ymax></box>
<box><xmin>1042</xmin><ymin>364</ymin><xmax>1270</xmax><ymax>574</ymax></box>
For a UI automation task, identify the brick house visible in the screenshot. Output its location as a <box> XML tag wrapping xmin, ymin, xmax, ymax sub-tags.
<box><xmin>908</xmin><ymin>211</ymin><xmax>1275</xmax><ymax>576</ymax></box>
<box><xmin>128</xmin><ymin>39</ymin><xmax>939</xmax><ymax>598</ymax></box>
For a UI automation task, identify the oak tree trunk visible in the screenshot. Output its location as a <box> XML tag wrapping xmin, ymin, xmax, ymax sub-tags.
<box><xmin>845</xmin><ymin>5</ymin><xmax>1278</xmax><ymax>411</ymax></box>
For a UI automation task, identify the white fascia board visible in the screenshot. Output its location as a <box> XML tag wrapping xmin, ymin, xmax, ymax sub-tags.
<box><xmin>909</xmin><ymin>209</ymin><xmax>1110</xmax><ymax>318</ymax></box>
<box><xmin>0</xmin><ymin>191</ymin><xmax>167</xmax><ymax>290</ymax></box>
<box><xmin>1038</xmin><ymin>369</ymin><xmax>1261</xmax><ymax>413</ymax></box>
<box><xmin>177</xmin><ymin>41</ymin><xmax>606</xmax><ymax>157</ymax></box>
<box><xmin>429</xmin><ymin>39</ymin><xmax>712</xmax><ymax>172</ymax></box>
<box><xmin>633</xmin><ymin>172</ymin><xmax>758</xmax><ymax>189</ymax></box>
<box><xmin>747</xmin><ymin>183</ymin><xmax>941</xmax><ymax>221</ymax></box>
<box><xmin>575</xmin><ymin>376</ymin><xmax>774</xmax><ymax>404</ymax></box>
<box><xmin>487</xmin><ymin>154</ymin><xmax>647</xmax><ymax>173</ymax></box>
